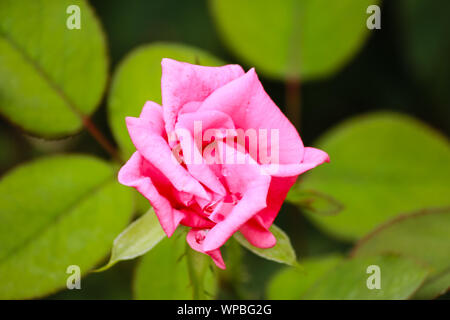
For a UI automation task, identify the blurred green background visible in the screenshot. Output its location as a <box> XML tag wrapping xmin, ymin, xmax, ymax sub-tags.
<box><xmin>1</xmin><ymin>0</ymin><xmax>448</xmax><ymax>170</ymax></box>
<box><xmin>0</xmin><ymin>0</ymin><xmax>449</xmax><ymax>300</ymax></box>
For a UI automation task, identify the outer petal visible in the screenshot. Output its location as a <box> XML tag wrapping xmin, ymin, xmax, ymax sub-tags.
<box><xmin>186</xmin><ymin>229</ymin><xmax>226</xmax><ymax>269</ymax></box>
<box><xmin>239</xmin><ymin>216</ymin><xmax>276</xmax><ymax>249</ymax></box>
<box><xmin>261</xmin><ymin>147</ymin><xmax>330</xmax><ymax>177</ymax></box>
<box><xmin>256</xmin><ymin>180</ymin><xmax>320</xmax><ymax>233</ymax></box>
<box><xmin>199</xmin><ymin>68</ymin><xmax>304</xmax><ymax>164</ymax></box>
<box><xmin>138</xmin><ymin>101</ymin><xmax>166</xmax><ymax>134</ymax></box>
<box><xmin>125</xmin><ymin>115</ymin><xmax>209</xmax><ymax>201</ymax></box>
<box><xmin>118</xmin><ymin>152</ymin><xmax>184</xmax><ymax>237</ymax></box>
<box><xmin>253</xmin><ymin>147</ymin><xmax>329</xmax><ymax>229</ymax></box>
<box><xmin>161</xmin><ymin>58</ymin><xmax>244</xmax><ymax>139</ymax></box>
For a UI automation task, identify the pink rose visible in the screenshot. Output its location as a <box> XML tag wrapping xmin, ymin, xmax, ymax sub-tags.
<box><xmin>118</xmin><ymin>59</ymin><xmax>329</xmax><ymax>269</ymax></box>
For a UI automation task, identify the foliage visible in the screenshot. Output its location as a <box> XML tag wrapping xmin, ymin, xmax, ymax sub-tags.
<box><xmin>296</xmin><ymin>112</ymin><xmax>450</xmax><ymax>240</ymax></box>
<box><xmin>234</xmin><ymin>225</ymin><xmax>296</xmax><ymax>266</ymax></box>
<box><xmin>97</xmin><ymin>208</ymin><xmax>166</xmax><ymax>271</ymax></box>
<box><xmin>0</xmin><ymin>155</ymin><xmax>133</xmax><ymax>299</ymax></box>
<box><xmin>267</xmin><ymin>254</ymin><xmax>342</xmax><ymax>299</ymax></box>
<box><xmin>301</xmin><ymin>254</ymin><xmax>429</xmax><ymax>300</ymax></box>
<box><xmin>210</xmin><ymin>0</ymin><xmax>379</xmax><ymax>80</ymax></box>
<box><xmin>351</xmin><ymin>207</ymin><xmax>450</xmax><ymax>299</ymax></box>
<box><xmin>268</xmin><ymin>254</ymin><xmax>429</xmax><ymax>300</ymax></box>
<box><xmin>134</xmin><ymin>229</ymin><xmax>217</xmax><ymax>300</ymax></box>
<box><xmin>0</xmin><ymin>0</ymin><xmax>107</xmax><ymax>137</ymax></box>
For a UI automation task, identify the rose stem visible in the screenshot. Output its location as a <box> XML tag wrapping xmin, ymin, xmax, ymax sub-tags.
<box><xmin>81</xmin><ymin>115</ymin><xmax>123</xmax><ymax>163</ymax></box>
<box><xmin>285</xmin><ymin>77</ymin><xmax>301</xmax><ymax>131</ymax></box>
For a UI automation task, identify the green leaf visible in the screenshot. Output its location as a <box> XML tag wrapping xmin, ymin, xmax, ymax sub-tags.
<box><xmin>414</xmin><ymin>270</ymin><xmax>450</xmax><ymax>300</ymax></box>
<box><xmin>210</xmin><ymin>0</ymin><xmax>378</xmax><ymax>80</ymax></box>
<box><xmin>301</xmin><ymin>112</ymin><xmax>450</xmax><ymax>240</ymax></box>
<box><xmin>286</xmin><ymin>188</ymin><xmax>344</xmax><ymax>216</ymax></box>
<box><xmin>108</xmin><ymin>42</ymin><xmax>225</xmax><ymax>157</ymax></box>
<box><xmin>134</xmin><ymin>190</ymin><xmax>151</xmax><ymax>215</ymax></box>
<box><xmin>134</xmin><ymin>229</ymin><xmax>217</xmax><ymax>300</ymax></box>
<box><xmin>303</xmin><ymin>254</ymin><xmax>429</xmax><ymax>300</ymax></box>
<box><xmin>234</xmin><ymin>224</ymin><xmax>296</xmax><ymax>266</ymax></box>
<box><xmin>0</xmin><ymin>155</ymin><xmax>133</xmax><ymax>299</ymax></box>
<box><xmin>0</xmin><ymin>0</ymin><xmax>108</xmax><ymax>138</ymax></box>
<box><xmin>267</xmin><ymin>254</ymin><xmax>342</xmax><ymax>299</ymax></box>
<box><xmin>97</xmin><ymin>208</ymin><xmax>166</xmax><ymax>272</ymax></box>
<box><xmin>351</xmin><ymin>207</ymin><xmax>450</xmax><ymax>299</ymax></box>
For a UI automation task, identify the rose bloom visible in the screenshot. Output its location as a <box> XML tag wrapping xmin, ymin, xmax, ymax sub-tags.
<box><xmin>118</xmin><ymin>59</ymin><xmax>329</xmax><ymax>269</ymax></box>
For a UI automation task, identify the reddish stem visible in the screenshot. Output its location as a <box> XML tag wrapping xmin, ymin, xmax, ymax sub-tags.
<box><xmin>285</xmin><ymin>77</ymin><xmax>301</xmax><ymax>130</ymax></box>
<box><xmin>81</xmin><ymin>116</ymin><xmax>122</xmax><ymax>163</ymax></box>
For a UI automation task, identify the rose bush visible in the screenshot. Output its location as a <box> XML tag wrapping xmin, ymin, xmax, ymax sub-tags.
<box><xmin>118</xmin><ymin>59</ymin><xmax>329</xmax><ymax>268</ymax></box>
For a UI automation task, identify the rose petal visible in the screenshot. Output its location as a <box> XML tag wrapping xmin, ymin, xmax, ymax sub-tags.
<box><xmin>138</xmin><ymin>101</ymin><xmax>166</xmax><ymax>134</ymax></box>
<box><xmin>118</xmin><ymin>152</ymin><xmax>184</xmax><ymax>237</ymax></box>
<box><xmin>161</xmin><ymin>58</ymin><xmax>244</xmax><ymax>140</ymax></box>
<box><xmin>239</xmin><ymin>216</ymin><xmax>276</xmax><ymax>248</ymax></box>
<box><xmin>125</xmin><ymin>115</ymin><xmax>210</xmax><ymax>200</ymax></box>
<box><xmin>176</xmin><ymin>110</ymin><xmax>235</xmax><ymax>136</ymax></box>
<box><xmin>248</xmin><ymin>148</ymin><xmax>329</xmax><ymax>230</ymax></box>
<box><xmin>174</xmin><ymin>110</ymin><xmax>236</xmax><ymax>196</ymax></box>
<box><xmin>250</xmin><ymin>176</ymin><xmax>296</xmax><ymax>232</ymax></box>
<box><xmin>180</xmin><ymin>208</ymin><xmax>215</xmax><ymax>229</ymax></box>
<box><xmin>186</xmin><ymin>229</ymin><xmax>226</xmax><ymax>269</ymax></box>
<box><xmin>261</xmin><ymin>147</ymin><xmax>330</xmax><ymax>177</ymax></box>
<box><xmin>199</xmin><ymin>68</ymin><xmax>304</xmax><ymax>165</ymax></box>
<box><xmin>202</xmin><ymin>141</ymin><xmax>271</xmax><ymax>252</ymax></box>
